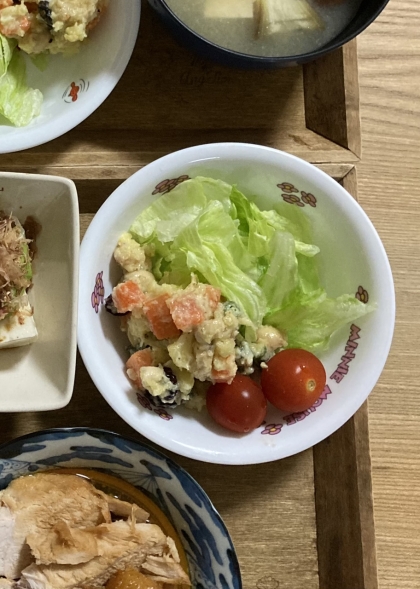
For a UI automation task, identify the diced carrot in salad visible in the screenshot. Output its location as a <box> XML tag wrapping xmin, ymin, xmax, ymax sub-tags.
<box><xmin>143</xmin><ymin>294</ymin><xmax>181</xmax><ymax>341</ymax></box>
<box><xmin>205</xmin><ymin>286</ymin><xmax>222</xmax><ymax>311</ymax></box>
<box><xmin>211</xmin><ymin>368</ymin><xmax>235</xmax><ymax>383</ymax></box>
<box><xmin>168</xmin><ymin>296</ymin><xmax>205</xmax><ymax>331</ymax></box>
<box><xmin>126</xmin><ymin>348</ymin><xmax>154</xmax><ymax>389</ymax></box>
<box><xmin>112</xmin><ymin>281</ymin><xmax>145</xmax><ymax>314</ymax></box>
<box><xmin>167</xmin><ymin>285</ymin><xmax>221</xmax><ymax>332</ymax></box>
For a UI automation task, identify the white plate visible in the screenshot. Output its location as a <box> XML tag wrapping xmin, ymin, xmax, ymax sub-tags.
<box><xmin>0</xmin><ymin>0</ymin><xmax>140</xmax><ymax>154</ymax></box>
<box><xmin>78</xmin><ymin>143</ymin><xmax>395</xmax><ymax>464</ymax></box>
<box><xmin>0</xmin><ymin>172</ymin><xmax>79</xmax><ymax>411</ymax></box>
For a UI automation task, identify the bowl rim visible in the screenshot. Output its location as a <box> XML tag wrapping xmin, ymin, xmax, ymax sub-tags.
<box><xmin>157</xmin><ymin>0</ymin><xmax>390</xmax><ymax>65</ymax></box>
<box><xmin>78</xmin><ymin>142</ymin><xmax>396</xmax><ymax>465</ymax></box>
<box><xmin>0</xmin><ymin>0</ymin><xmax>141</xmax><ymax>154</ymax></box>
<box><xmin>0</xmin><ymin>426</ymin><xmax>243</xmax><ymax>589</ymax></box>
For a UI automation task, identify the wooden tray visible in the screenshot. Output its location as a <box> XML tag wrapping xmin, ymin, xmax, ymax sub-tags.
<box><xmin>0</xmin><ymin>167</ymin><xmax>377</xmax><ymax>589</ymax></box>
<box><xmin>0</xmin><ymin>1</ymin><xmax>360</xmax><ymax>180</ymax></box>
<box><xmin>0</xmin><ymin>3</ymin><xmax>376</xmax><ymax>589</ymax></box>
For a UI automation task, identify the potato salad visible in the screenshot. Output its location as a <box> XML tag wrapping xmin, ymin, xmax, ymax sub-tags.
<box><xmin>0</xmin><ymin>0</ymin><xmax>108</xmax><ymax>126</ymax></box>
<box><xmin>109</xmin><ymin>177</ymin><xmax>373</xmax><ymax>423</ymax></box>
<box><xmin>110</xmin><ymin>232</ymin><xmax>286</xmax><ymax>410</ymax></box>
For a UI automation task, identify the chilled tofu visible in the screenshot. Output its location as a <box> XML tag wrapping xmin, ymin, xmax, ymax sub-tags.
<box><xmin>1</xmin><ymin>212</ymin><xmax>37</xmax><ymax>349</ymax></box>
<box><xmin>204</xmin><ymin>0</ymin><xmax>254</xmax><ymax>19</ymax></box>
<box><xmin>0</xmin><ymin>302</ymin><xmax>38</xmax><ymax>349</ymax></box>
<box><xmin>254</xmin><ymin>0</ymin><xmax>323</xmax><ymax>37</ymax></box>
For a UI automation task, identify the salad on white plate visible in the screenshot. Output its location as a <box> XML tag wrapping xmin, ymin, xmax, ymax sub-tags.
<box><xmin>0</xmin><ymin>0</ymin><xmax>108</xmax><ymax>127</ymax></box>
<box><xmin>77</xmin><ymin>142</ymin><xmax>395</xmax><ymax>464</ymax></box>
<box><xmin>0</xmin><ymin>0</ymin><xmax>141</xmax><ymax>157</ymax></box>
<box><xmin>107</xmin><ymin>176</ymin><xmax>375</xmax><ymax>434</ymax></box>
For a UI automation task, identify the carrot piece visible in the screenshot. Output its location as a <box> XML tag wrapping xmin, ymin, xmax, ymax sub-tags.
<box><xmin>205</xmin><ymin>285</ymin><xmax>221</xmax><ymax>311</ymax></box>
<box><xmin>211</xmin><ymin>367</ymin><xmax>237</xmax><ymax>383</ymax></box>
<box><xmin>143</xmin><ymin>294</ymin><xmax>181</xmax><ymax>340</ymax></box>
<box><xmin>168</xmin><ymin>285</ymin><xmax>221</xmax><ymax>332</ymax></box>
<box><xmin>168</xmin><ymin>296</ymin><xmax>205</xmax><ymax>331</ymax></box>
<box><xmin>126</xmin><ymin>348</ymin><xmax>154</xmax><ymax>389</ymax></box>
<box><xmin>112</xmin><ymin>281</ymin><xmax>145</xmax><ymax>313</ymax></box>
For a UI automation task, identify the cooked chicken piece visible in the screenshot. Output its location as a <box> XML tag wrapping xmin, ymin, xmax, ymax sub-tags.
<box><xmin>140</xmin><ymin>535</ymin><xmax>188</xmax><ymax>583</ymax></box>
<box><xmin>29</xmin><ymin>518</ymin><xmax>168</xmax><ymax>567</ymax></box>
<box><xmin>19</xmin><ymin>519</ymin><xmax>190</xmax><ymax>589</ymax></box>
<box><xmin>96</xmin><ymin>492</ymin><xmax>148</xmax><ymax>523</ymax></box>
<box><xmin>0</xmin><ymin>504</ymin><xmax>32</xmax><ymax>580</ymax></box>
<box><xmin>0</xmin><ymin>474</ymin><xmax>112</xmax><ymax>530</ymax></box>
<box><xmin>141</xmin><ymin>553</ymin><xmax>190</xmax><ymax>584</ymax></box>
<box><xmin>0</xmin><ymin>474</ymin><xmax>111</xmax><ymax>579</ymax></box>
<box><xmin>27</xmin><ymin>521</ymin><xmax>99</xmax><ymax>566</ymax></box>
<box><xmin>0</xmin><ymin>474</ymin><xmax>149</xmax><ymax>579</ymax></box>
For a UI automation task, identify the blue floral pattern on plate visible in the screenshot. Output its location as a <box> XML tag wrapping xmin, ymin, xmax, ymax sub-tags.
<box><xmin>0</xmin><ymin>428</ymin><xmax>241</xmax><ymax>589</ymax></box>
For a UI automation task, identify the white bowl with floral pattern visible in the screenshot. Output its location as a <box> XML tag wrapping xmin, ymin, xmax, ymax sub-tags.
<box><xmin>0</xmin><ymin>0</ymin><xmax>140</xmax><ymax>154</ymax></box>
<box><xmin>78</xmin><ymin>143</ymin><xmax>395</xmax><ymax>465</ymax></box>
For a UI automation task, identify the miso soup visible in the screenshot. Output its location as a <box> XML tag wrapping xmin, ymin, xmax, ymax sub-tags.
<box><xmin>164</xmin><ymin>0</ymin><xmax>363</xmax><ymax>57</ymax></box>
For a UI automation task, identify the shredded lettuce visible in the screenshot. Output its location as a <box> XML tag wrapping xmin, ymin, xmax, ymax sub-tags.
<box><xmin>130</xmin><ymin>177</ymin><xmax>374</xmax><ymax>351</ymax></box>
<box><xmin>0</xmin><ymin>34</ymin><xmax>43</xmax><ymax>127</ymax></box>
<box><xmin>265</xmin><ymin>294</ymin><xmax>371</xmax><ymax>351</ymax></box>
<box><xmin>30</xmin><ymin>52</ymin><xmax>49</xmax><ymax>72</ymax></box>
<box><xmin>0</xmin><ymin>34</ymin><xmax>15</xmax><ymax>77</ymax></box>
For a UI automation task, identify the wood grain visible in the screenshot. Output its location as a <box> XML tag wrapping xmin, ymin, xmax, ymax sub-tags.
<box><xmin>1</xmin><ymin>166</ymin><xmax>371</xmax><ymax>589</ymax></box>
<box><xmin>0</xmin><ymin>1</ymin><xmax>359</xmax><ymax>175</ymax></box>
<box><xmin>304</xmin><ymin>40</ymin><xmax>362</xmax><ymax>158</ymax></box>
<box><xmin>70</xmin><ymin>166</ymin><xmax>378</xmax><ymax>589</ymax></box>
<box><xmin>312</xmin><ymin>168</ymin><xmax>377</xmax><ymax>589</ymax></box>
<box><xmin>313</xmin><ymin>403</ymin><xmax>378</xmax><ymax>589</ymax></box>
<box><xmin>356</xmin><ymin>1</ymin><xmax>420</xmax><ymax>588</ymax></box>
<box><xmin>3</xmin><ymin>0</ymin><xmax>413</xmax><ymax>585</ymax></box>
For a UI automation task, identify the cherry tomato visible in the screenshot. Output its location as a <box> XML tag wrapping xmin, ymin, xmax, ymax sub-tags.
<box><xmin>261</xmin><ymin>349</ymin><xmax>326</xmax><ymax>413</ymax></box>
<box><xmin>206</xmin><ymin>374</ymin><xmax>267</xmax><ymax>434</ymax></box>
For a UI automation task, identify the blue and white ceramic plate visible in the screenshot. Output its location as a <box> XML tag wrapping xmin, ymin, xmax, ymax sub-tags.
<box><xmin>0</xmin><ymin>428</ymin><xmax>241</xmax><ymax>589</ymax></box>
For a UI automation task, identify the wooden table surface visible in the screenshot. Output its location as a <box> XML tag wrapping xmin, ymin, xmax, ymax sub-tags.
<box><xmin>356</xmin><ymin>1</ymin><xmax>420</xmax><ymax>587</ymax></box>
<box><xmin>0</xmin><ymin>2</ymin><xmax>418</xmax><ymax>588</ymax></box>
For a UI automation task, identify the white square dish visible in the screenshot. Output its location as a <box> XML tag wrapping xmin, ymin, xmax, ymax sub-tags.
<box><xmin>0</xmin><ymin>172</ymin><xmax>79</xmax><ymax>411</ymax></box>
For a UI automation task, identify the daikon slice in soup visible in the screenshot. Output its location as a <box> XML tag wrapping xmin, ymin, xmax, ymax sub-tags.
<box><xmin>164</xmin><ymin>0</ymin><xmax>363</xmax><ymax>58</ymax></box>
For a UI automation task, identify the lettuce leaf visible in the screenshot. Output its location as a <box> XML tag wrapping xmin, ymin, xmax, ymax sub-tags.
<box><xmin>258</xmin><ymin>230</ymin><xmax>298</xmax><ymax>312</ymax></box>
<box><xmin>0</xmin><ymin>34</ymin><xmax>43</xmax><ymax>127</ymax></box>
<box><xmin>30</xmin><ymin>52</ymin><xmax>49</xmax><ymax>72</ymax></box>
<box><xmin>0</xmin><ymin>35</ymin><xmax>15</xmax><ymax>77</ymax></box>
<box><xmin>171</xmin><ymin>201</ymin><xmax>266</xmax><ymax>325</ymax></box>
<box><xmin>129</xmin><ymin>177</ymin><xmax>375</xmax><ymax>350</ymax></box>
<box><xmin>265</xmin><ymin>294</ymin><xmax>373</xmax><ymax>351</ymax></box>
<box><xmin>130</xmin><ymin>177</ymin><xmax>233</xmax><ymax>244</ymax></box>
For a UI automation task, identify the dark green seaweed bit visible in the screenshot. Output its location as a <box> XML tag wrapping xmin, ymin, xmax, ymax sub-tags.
<box><xmin>38</xmin><ymin>1</ymin><xmax>53</xmax><ymax>30</ymax></box>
